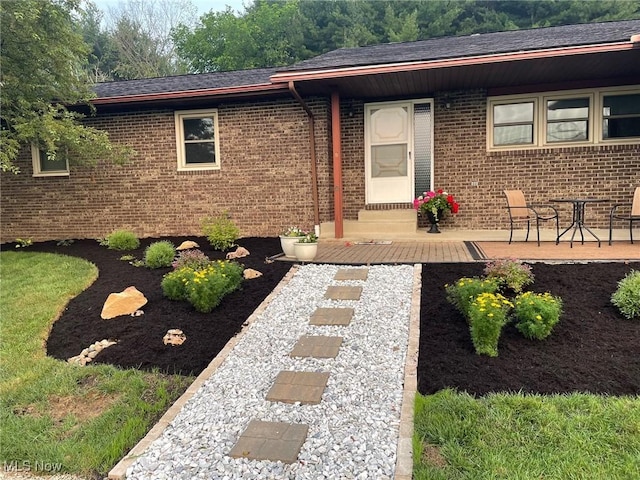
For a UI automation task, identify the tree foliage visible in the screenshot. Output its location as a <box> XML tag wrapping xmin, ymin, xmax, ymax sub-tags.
<box><xmin>0</xmin><ymin>0</ymin><xmax>131</xmax><ymax>174</ymax></box>
<box><xmin>173</xmin><ymin>0</ymin><xmax>640</xmax><ymax>72</ymax></box>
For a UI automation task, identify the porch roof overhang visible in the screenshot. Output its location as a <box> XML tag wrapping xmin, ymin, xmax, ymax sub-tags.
<box><xmin>269</xmin><ymin>41</ymin><xmax>640</xmax><ymax>99</ymax></box>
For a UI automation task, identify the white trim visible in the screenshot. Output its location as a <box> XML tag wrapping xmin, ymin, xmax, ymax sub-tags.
<box><xmin>487</xmin><ymin>85</ymin><xmax>640</xmax><ymax>151</ymax></box>
<box><xmin>31</xmin><ymin>145</ymin><xmax>69</xmax><ymax>177</ymax></box>
<box><xmin>174</xmin><ymin>109</ymin><xmax>221</xmax><ymax>171</ymax></box>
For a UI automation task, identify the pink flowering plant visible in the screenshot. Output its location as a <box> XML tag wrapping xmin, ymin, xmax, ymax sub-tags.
<box><xmin>413</xmin><ymin>189</ymin><xmax>460</xmax><ymax>221</ymax></box>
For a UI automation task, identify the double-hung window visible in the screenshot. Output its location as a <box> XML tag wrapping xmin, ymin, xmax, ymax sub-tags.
<box><xmin>31</xmin><ymin>145</ymin><xmax>69</xmax><ymax>177</ymax></box>
<box><xmin>488</xmin><ymin>87</ymin><xmax>640</xmax><ymax>150</ymax></box>
<box><xmin>175</xmin><ymin>109</ymin><xmax>220</xmax><ymax>171</ymax></box>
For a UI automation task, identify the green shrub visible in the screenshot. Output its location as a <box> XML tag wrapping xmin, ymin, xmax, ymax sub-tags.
<box><xmin>104</xmin><ymin>229</ymin><xmax>140</xmax><ymax>250</ymax></box>
<box><xmin>161</xmin><ymin>260</ymin><xmax>244</xmax><ymax>313</ymax></box>
<box><xmin>201</xmin><ymin>212</ymin><xmax>240</xmax><ymax>251</ymax></box>
<box><xmin>514</xmin><ymin>291</ymin><xmax>563</xmax><ymax>339</ymax></box>
<box><xmin>611</xmin><ymin>270</ymin><xmax>640</xmax><ymax>320</ymax></box>
<box><xmin>161</xmin><ymin>267</ymin><xmax>194</xmax><ymax>301</ymax></box>
<box><xmin>484</xmin><ymin>258</ymin><xmax>534</xmax><ymax>293</ymax></box>
<box><xmin>468</xmin><ymin>292</ymin><xmax>513</xmax><ymax>357</ymax></box>
<box><xmin>172</xmin><ymin>249</ymin><xmax>212</xmax><ymax>270</ymax></box>
<box><xmin>144</xmin><ymin>241</ymin><xmax>176</xmax><ymax>268</ymax></box>
<box><xmin>445</xmin><ymin>277</ymin><xmax>500</xmax><ymax>317</ymax></box>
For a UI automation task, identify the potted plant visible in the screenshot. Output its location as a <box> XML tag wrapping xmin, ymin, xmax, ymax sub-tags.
<box><xmin>413</xmin><ymin>189</ymin><xmax>460</xmax><ymax>233</ymax></box>
<box><xmin>293</xmin><ymin>232</ymin><xmax>319</xmax><ymax>262</ymax></box>
<box><xmin>279</xmin><ymin>226</ymin><xmax>307</xmax><ymax>258</ymax></box>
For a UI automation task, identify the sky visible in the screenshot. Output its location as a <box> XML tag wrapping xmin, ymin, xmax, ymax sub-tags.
<box><xmin>92</xmin><ymin>0</ymin><xmax>248</xmax><ymax>18</ymax></box>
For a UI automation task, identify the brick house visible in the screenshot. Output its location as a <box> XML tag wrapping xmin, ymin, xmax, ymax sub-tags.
<box><xmin>1</xmin><ymin>19</ymin><xmax>639</xmax><ymax>242</ymax></box>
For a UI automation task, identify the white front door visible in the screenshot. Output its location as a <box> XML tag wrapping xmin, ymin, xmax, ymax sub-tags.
<box><xmin>365</xmin><ymin>103</ymin><xmax>413</xmax><ymax>204</ymax></box>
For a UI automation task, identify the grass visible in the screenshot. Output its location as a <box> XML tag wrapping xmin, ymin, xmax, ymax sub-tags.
<box><xmin>413</xmin><ymin>389</ymin><xmax>640</xmax><ymax>479</ymax></box>
<box><xmin>0</xmin><ymin>251</ymin><xmax>193</xmax><ymax>478</ymax></box>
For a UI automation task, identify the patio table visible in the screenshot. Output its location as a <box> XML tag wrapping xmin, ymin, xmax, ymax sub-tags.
<box><xmin>551</xmin><ymin>198</ymin><xmax>609</xmax><ymax>248</ymax></box>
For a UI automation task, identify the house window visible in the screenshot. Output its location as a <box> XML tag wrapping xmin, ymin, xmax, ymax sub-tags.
<box><xmin>602</xmin><ymin>93</ymin><xmax>640</xmax><ymax>140</ymax></box>
<box><xmin>493</xmin><ymin>102</ymin><xmax>535</xmax><ymax>146</ymax></box>
<box><xmin>546</xmin><ymin>97</ymin><xmax>589</xmax><ymax>143</ymax></box>
<box><xmin>488</xmin><ymin>87</ymin><xmax>640</xmax><ymax>149</ymax></box>
<box><xmin>31</xmin><ymin>145</ymin><xmax>69</xmax><ymax>177</ymax></box>
<box><xmin>175</xmin><ymin>109</ymin><xmax>220</xmax><ymax>171</ymax></box>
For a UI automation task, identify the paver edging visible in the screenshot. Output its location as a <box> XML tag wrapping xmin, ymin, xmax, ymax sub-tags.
<box><xmin>394</xmin><ymin>263</ymin><xmax>421</xmax><ymax>479</ymax></box>
<box><xmin>107</xmin><ymin>265</ymin><xmax>301</xmax><ymax>480</ymax></box>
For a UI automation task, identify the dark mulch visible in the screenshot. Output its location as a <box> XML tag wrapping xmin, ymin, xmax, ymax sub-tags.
<box><xmin>4</xmin><ymin>238</ymin><xmax>639</xmax><ymax>395</ymax></box>
<box><xmin>419</xmin><ymin>262</ymin><xmax>640</xmax><ymax>396</ymax></box>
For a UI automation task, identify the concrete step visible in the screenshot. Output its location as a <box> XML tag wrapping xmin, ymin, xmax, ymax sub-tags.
<box><xmin>357</xmin><ymin>209</ymin><xmax>417</xmax><ymax>222</ymax></box>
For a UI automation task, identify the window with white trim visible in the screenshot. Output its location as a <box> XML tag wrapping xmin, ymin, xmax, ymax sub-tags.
<box><xmin>175</xmin><ymin>109</ymin><xmax>220</xmax><ymax>171</ymax></box>
<box><xmin>488</xmin><ymin>87</ymin><xmax>640</xmax><ymax>150</ymax></box>
<box><xmin>31</xmin><ymin>145</ymin><xmax>69</xmax><ymax>177</ymax></box>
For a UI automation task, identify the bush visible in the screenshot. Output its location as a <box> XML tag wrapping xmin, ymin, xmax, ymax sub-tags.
<box><xmin>514</xmin><ymin>291</ymin><xmax>563</xmax><ymax>340</ymax></box>
<box><xmin>468</xmin><ymin>292</ymin><xmax>513</xmax><ymax>357</ymax></box>
<box><xmin>144</xmin><ymin>241</ymin><xmax>176</xmax><ymax>269</ymax></box>
<box><xmin>201</xmin><ymin>212</ymin><xmax>240</xmax><ymax>251</ymax></box>
<box><xmin>484</xmin><ymin>258</ymin><xmax>534</xmax><ymax>293</ymax></box>
<box><xmin>611</xmin><ymin>270</ymin><xmax>640</xmax><ymax>320</ymax></box>
<box><xmin>446</xmin><ymin>277</ymin><xmax>500</xmax><ymax>317</ymax></box>
<box><xmin>104</xmin><ymin>230</ymin><xmax>140</xmax><ymax>250</ymax></box>
<box><xmin>172</xmin><ymin>249</ymin><xmax>212</xmax><ymax>270</ymax></box>
<box><xmin>161</xmin><ymin>260</ymin><xmax>244</xmax><ymax>313</ymax></box>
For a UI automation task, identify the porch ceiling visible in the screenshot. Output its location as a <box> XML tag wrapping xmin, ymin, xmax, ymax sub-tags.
<box><xmin>290</xmin><ymin>49</ymin><xmax>640</xmax><ymax>99</ymax></box>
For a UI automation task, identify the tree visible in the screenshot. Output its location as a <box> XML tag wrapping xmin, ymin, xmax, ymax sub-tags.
<box><xmin>0</xmin><ymin>0</ymin><xmax>131</xmax><ymax>174</ymax></box>
<box><xmin>102</xmin><ymin>0</ymin><xmax>197</xmax><ymax>79</ymax></box>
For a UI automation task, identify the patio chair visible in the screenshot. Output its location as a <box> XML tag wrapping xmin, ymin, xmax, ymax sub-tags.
<box><xmin>609</xmin><ymin>186</ymin><xmax>640</xmax><ymax>245</ymax></box>
<box><xmin>503</xmin><ymin>190</ymin><xmax>559</xmax><ymax>246</ymax></box>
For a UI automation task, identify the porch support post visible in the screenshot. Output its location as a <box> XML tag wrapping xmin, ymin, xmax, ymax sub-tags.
<box><xmin>331</xmin><ymin>89</ymin><xmax>344</xmax><ymax>238</ymax></box>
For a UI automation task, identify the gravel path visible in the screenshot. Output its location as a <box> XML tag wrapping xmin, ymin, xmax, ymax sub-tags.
<box><xmin>124</xmin><ymin>263</ymin><xmax>416</xmax><ymax>480</ymax></box>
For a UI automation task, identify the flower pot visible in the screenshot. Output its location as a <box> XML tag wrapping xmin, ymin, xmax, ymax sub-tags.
<box><xmin>293</xmin><ymin>241</ymin><xmax>318</xmax><ymax>262</ymax></box>
<box><xmin>280</xmin><ymin>235</ymin><xmax>305</xmax><ymax>258</ymax></box>
<box><xmin>426</xmin><ymin>211</ymin><xmax>442</xmax><ymax>234</ymax></box>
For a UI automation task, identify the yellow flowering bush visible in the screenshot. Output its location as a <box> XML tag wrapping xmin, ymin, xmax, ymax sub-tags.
<box><xmin>468</xmin><ymin>292</ymin><xmax>513</xmax><ymax>357</ymax></box>
<box><xmin>161</xmin><ymin>260</ymin><xmax>243</xmax><ymax>313</ymax></box>
<box><xmin>445</xmin><ymin>277</ymin><xmax>500</xmax><ymax>317</ymax></box>
<box><xmin>514</xmin><ymin>291</ymin><xmax>563</xmax><ymax>340</ymax></box>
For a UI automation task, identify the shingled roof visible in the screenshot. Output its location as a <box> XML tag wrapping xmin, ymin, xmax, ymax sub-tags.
<box><xmin>92</xmin><ymin>19</ymin><xmax>640</xmax><ymax>101</ymax></box>
<box><xmin>93</xmin><ymin>67</ymin><xmax>278</xmax><ymax>100</ymax></box>
<box><xmin>282</xmin><ymin>19</ymin><xmax>640</xmax><ymax>72</ymax></box>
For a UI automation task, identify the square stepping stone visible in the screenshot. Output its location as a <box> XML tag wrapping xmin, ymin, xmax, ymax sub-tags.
<box><xmin>324</xmin><ymin>285</ymin><xmax>362</xmax><ymax>300</ymax></box>
<box><xmin>266</xmin><ymin>371</ymin><xmax>330</xmax><ymax>405</ymax></box>
<box><xmin>289</xmin><ymin>335</ymin><xmax>343</xmax><ymax>358</ymax></box>
<box><xmin>229</xmin><ymin>420</ymin><xmax>308</xmax><ymax>464</ymax></box>
<box><xmin>334</xmin><ymin>268</ymin><xmax>369</xmax><ymax>281</ymax></box>
<box><xmin>309</xmin><ymin>307</ymin><xmax>354</xmax><ymax>326</ymax></box>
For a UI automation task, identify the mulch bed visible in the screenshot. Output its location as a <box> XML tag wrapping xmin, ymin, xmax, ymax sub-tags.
<box><xmin>4</xmin><ymin>238</ymin><xmax>639</xmax><ymax>396</ymax></box>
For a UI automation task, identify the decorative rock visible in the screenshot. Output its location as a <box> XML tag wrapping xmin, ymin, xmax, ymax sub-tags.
<box><xmin>176</xmin><ymin>240</ymin><xmax>200</xmax><ymax>251</ymax></box>
<box><xmin>226</xmin><ymin>246</ymin><xmax>250</xmax><ymax>259</ymax></box>
<box><xmin>163</xmin><ymin>329</ymin><xmax>186</xmax><ymax>346</ymax></box>
<box><xmin>131</xmin><ymin>309</ymin><xmax>144</xmax><ymax>317</ymax></box>
<box><xmin>243</xmin><ymin>268</ymin><xmax>262</xmax><ymax>279</ymax></box>
<box><xmin>67</xmin><ymin>339</ymin><xmax>117</xmax><ymax>366</ymax></box>
<box><xmin>101</xmin><ymin>286</ymin><xmax>147</xmax><ymax>319</ymax></box>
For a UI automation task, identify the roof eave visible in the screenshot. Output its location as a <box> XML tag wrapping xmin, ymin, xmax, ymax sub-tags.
<box><xmin>270</xmin><ymin>42</ymin><xmax>637</xmax><ymax>83</ymax></box>
<box><xmin>89</xmin><ymin>83</ymin><xmax>289</xmax><ymax>106</ymax></box>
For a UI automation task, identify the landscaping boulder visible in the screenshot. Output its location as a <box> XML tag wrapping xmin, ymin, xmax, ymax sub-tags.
<box><xmin>101</xmin><ymin>286</ymin><xmax>148</xmax><ymax>319</ymax></box>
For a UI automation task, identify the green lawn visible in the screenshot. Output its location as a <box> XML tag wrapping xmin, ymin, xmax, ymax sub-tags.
<box><xmin>413</xmin><ymin>389</ymin><xmax>640</xmax><ymax>479</ymax></box>
<box><xmin>0</xmin><ymin>251</ymin><xmax>193</xmax><ymax>478</ymax></box>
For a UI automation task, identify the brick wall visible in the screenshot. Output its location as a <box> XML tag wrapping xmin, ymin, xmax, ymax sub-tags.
<box><xmin>1</xmin><ymin>90</ymin><xmax>638</xmax><ymax>243</ymax></box>
<box><xmin>0</xmin><ymin>98</ymin><xmax>332</xmax><ymax>242</ymax></box>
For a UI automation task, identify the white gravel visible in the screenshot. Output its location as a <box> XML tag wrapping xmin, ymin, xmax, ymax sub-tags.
<box><xmin>125</xmin><ymin>263</ymin><xmax>415</xmax><ymax>480</ymax></box>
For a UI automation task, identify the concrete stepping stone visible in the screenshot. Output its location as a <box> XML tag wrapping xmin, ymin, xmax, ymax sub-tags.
<box><xmin>229</xmin><ymin>420</ymin><xmax>308</xmax><ymax>464</ymax></box>
<box><xmin>334</xmin><ymin>268</ymin><xmax>369</xmax><ymax>281</ymax></box>
<box><xmin>266</xmin><ymin>371</ymin><xmax>330</xmax><ymax>405</ymax></box>
<box><xmin>324</xmin><ymin>285</ymin><xmax>362</xmax><ymax>300</ymax></box>
<box><xmin>289</xmin><ymin>335</ymin><xmax>343</xmax><ymax>358</ymax></box>
<box><xmin>309</xmin><ymin>307</ymin><xmax>354</xmax><ymax>326</ymax></box>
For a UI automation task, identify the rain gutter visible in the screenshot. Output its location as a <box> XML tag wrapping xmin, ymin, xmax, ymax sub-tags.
<box><xmin>271</xmin><ymin>42</ymin><xmax>636</xmax><ymax>83</ymax></box>
<box><xmin>90</xmin><ymin>83</ymin><xmax>289</xmax><ymax>106</ymax></box>
<box><xmin>288</xmin><ymin>81</ymin><xmax>321</xmax><ymax>234</ymax></box>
